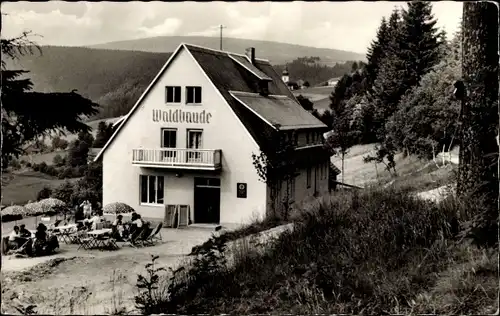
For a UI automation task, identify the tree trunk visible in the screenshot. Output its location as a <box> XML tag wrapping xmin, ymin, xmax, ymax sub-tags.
<box><xmin>457</xmin><ymin>2</ymin><xmax>499</xmax><ymax>208</ymax></box>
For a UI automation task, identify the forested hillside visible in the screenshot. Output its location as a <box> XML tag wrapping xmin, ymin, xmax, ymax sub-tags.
<box><xmin>3</xmin><ymin>46</ymin><xmax>170</xmax><ymax>119</ymax></box>
<box><xmin>3</xmin><ymin>45</ymin><xmax>361</xmax><ymax>119</ymax></box>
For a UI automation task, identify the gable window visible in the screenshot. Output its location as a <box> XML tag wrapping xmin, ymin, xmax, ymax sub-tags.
<box><xmin>186</xmin><ymin>86</ymin><xmax>202</xmax><ymax>104</ymax></box>
<box><xmin>306</xmin><ymin>167</ymin><xmax>311</xmax><ymax>188</ymax></box>
<box><xmin>140</xmin><ymin>175</ymin><xmax>164</xmax><ymax>204</ymax></box>
<box><xmin>165</xmin><ymin>86</ymin><xmax>181</xmax><ymax>103</ymax></box>
<box><xmin>161</xmin><ymin>129</ymin><xmax>177</xmax><ymax>159</ymax></box>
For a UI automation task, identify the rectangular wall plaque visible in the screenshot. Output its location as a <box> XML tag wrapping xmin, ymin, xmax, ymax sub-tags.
<box><xmin>237</xmin><ymin>183</ymin><xmax>247</xmax><ymax>198</ymax></box>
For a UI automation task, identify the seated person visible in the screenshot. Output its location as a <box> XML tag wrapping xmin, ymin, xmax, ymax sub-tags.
<box><xmin>32</xmin><ymin>223</ymin><xmax>59</xmax><ymax>256</ymax></box>
<box><xmin>19</xmin><ymin>224</ymin><xmax>32</xmax><ymax>238</ymax></box>
<box><xmin>128</xmin><ymin>213</ymin><xmax>144</xmax><ymax>240</ymax></box>
<box><xmin>111</xmin><ymin>215</ymin><xmax>125</xmax><ymax>240</ymax></box>
<box><xmin>8</xmin><ymin>226</ymin><xmax>21</xmax><ymax>250</ymax></box>
<box><xmin>83</xmin><ymin>210</ymin><xmax>105</xmax><ymax>230</ymax></box>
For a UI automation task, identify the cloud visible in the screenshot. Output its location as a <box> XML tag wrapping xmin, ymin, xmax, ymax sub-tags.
<box><xmin>138</xmin><ymin>18</ymin><xmax>182</xmax><ymax>37</ymax></box>
<box><xmin>1</xmin><ymin>1</ymin><xmax>462</xmax><ymax>53</ymax></box>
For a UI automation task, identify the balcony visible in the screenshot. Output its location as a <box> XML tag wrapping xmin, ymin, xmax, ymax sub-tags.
<box><xmin>132</xmin><ymin>148</ymin><xmax>222</xmax><ymax>170</ymax></box>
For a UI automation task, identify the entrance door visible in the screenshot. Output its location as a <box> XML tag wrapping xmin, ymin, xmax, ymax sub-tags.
<box><xmin>194</xmin><ymin>177</ymin><xmax>220</xmax><ymax>224</ymax></box>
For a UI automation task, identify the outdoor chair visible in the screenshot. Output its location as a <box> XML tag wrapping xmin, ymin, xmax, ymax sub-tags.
<box><xmin>48</xmin><ymin>219</ymin><xmax>62</xmax><ymax>230</ymax></box>
<box><xmin>142</xmin><ymin>223</ymin><xmax>163</xmax><ymax>246</ymax></box>
<box><xmin>136</xmin><ymin>226</ymin><xmax>154</xmax><ymax>246</ymax></box>
<box><xmin>123</xmin><ymin>228</ymin><xmax>148</xmax><ymax>248</ymax></box>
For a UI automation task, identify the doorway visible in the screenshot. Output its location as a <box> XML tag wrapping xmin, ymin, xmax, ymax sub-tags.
<box><xmin>194</xmin><ymin>177</ymin><xmax>220</xmax><ymax>224</ymax></box>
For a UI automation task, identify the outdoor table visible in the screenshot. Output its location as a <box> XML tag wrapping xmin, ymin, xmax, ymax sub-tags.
<box><xmin>52</xmin><ymin>224</ymin><xmax>79</xmax><ymax>244</ymax></box>
<box><xmin>78</xmin><ymin>228</ymin><xmax>117</xmax><ymax>250</ymax></box>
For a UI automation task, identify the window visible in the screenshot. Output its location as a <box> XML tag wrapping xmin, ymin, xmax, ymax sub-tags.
<box><xmin>186</xmin><ymin>86</ymin><xmax>202</xmax><ymax>104</ymax></box>
<box><xmin>293</xmin><ymin>133</ymin><xmax>299</xmax><ymax>146</ymax></box>
<box><xmin>187</xmin><ymin>129</ymin><xmax>203</xmax><ymax>160</ymax></box>
<box><xmin>161</xmin><ymin>129</ymin><xmax>177</xmax><ymax>159</ymax></box>
<box><xmin>140</xmin><ymin>175</ymin><xmax>164</xmax><ymax>204</ymax></box>
<box><xmin>312</xmin><ymin>132</ymin><xmax>317</xmax><ymax>143</ymax></box>
<box><xmin>165</xmin><ymin>86</ymin><xmax>181</xmax><ymax>103</ymax></box>
<box><xmin>306</xmin><ymin>132</ymin><xmax>310</xmax><ymax>144</ymax></box>
<box><xmin>306</xmin><ymin>167</ymin><xmax>311</xmax><ymax>188</ymax></box>
<box><xmin>319</xmin><ymin>163</ymin><xmax>324</xmax><ymax>180</ymax></box>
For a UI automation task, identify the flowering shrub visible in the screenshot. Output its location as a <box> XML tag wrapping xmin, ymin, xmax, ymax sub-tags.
<box><xmin>103</xmin><ymin>202</ymin><xmax>135</xmax><ymax>215</ymax></box>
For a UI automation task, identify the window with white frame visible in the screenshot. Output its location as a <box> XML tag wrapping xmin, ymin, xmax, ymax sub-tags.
<box><xmin>186</xmin><ymin>86</ymin><xmax>202</xmax><ymax>104</ymax></box>
<box><xmin>165</xmin><ymin>86</ymin><xmax>181</xmax><ymax>103</ymax></box>
<box><xmin>140</xmin><ymin>175</ymin><xmax>164</xmax><ymax>204</ymax></box>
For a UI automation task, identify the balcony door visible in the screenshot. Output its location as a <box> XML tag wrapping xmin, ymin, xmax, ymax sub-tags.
<box><xmin>187</xmin><ymin>129</ymin><xmax>203</xmax><ymax>162</ymax></box>
<box><xmin>161</xmin><ymin>128</ymin><xmax>177</xmax><ymax>161</ymax></box>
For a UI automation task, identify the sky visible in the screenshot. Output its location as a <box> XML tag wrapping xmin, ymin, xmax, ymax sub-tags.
<box><xmin>2</xmin><ymin>1</ymin><xmax>463</xmax><ymax>54</ymax></box>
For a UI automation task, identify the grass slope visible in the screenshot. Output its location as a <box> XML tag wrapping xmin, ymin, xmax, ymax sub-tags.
<box><xmin>1</xmin><ymin>170</ymin><xmax>80</xmax><ymax>206</ymax></box>
<box><xmin>139</xmin><ymin>188</ymin><xmax>497</xmax><ymax>314</ymax></box>
<box><xmin>331</xmin><ymin>144</ymin><xmax>456</xmax><ymax>191</ymax></box>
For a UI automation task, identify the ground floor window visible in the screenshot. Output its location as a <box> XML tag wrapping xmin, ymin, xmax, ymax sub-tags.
<box><xmin>140</xmin><ymin>175</ymin><xmax>164</xmax><ymax>204</ymax></box>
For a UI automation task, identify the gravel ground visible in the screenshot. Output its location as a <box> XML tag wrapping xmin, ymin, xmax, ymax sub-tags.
<box><xmin>1</xmin><ymin>227</ymin><xmax>214</xmax><ymax>315</ymax></box>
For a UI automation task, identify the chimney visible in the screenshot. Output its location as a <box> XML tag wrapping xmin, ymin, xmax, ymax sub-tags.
<box><xmin>245</xmin><ymin>47</ymin><xmax>255</xmax><ymax>64</ymax></box>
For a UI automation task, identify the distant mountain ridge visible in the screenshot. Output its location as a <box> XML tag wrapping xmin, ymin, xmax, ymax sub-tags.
<box><xmin>88</xmin><ymin>36</ymin><xmax>366</xmax><ymax>65</ymax></box>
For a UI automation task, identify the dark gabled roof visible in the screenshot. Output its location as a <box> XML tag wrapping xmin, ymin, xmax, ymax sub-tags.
<box><xmin>228</xmin><ymin>54</ymin><xmax>272</xmax><ymax>81</ymax></box>
<box><xmin>229</xmin><ymin>91</ymin><xmax>326</xmax><ymax>130</ymax></box>
<box><xmin>95</xmin><ymin>43</ymin><xmax>328</xmax><ymax>161</ymax></box>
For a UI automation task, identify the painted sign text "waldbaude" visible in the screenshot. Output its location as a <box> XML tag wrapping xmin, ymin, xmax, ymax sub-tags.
<box><xmin>152</xmin><ymin>109</ymin><xmax>212</xmax><ymax>124</ymax></box>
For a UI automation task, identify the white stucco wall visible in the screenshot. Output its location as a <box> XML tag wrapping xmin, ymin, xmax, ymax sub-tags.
<box><xmin>102</xmin><ymin>47</ymin><xmax>267</xmax><ymax>225</ymax></box>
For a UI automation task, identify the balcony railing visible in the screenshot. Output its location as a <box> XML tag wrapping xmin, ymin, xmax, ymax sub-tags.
<box><xmin>132</xmin><ymin>148</ymin><xmax>222</xmax><ymax>170</ymax></box>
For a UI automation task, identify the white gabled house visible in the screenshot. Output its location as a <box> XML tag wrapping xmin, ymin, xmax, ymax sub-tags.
<box><xmin>94</xmin><ymin>43</ymin><xmax>331</xmax><ymax>225</ymax></box>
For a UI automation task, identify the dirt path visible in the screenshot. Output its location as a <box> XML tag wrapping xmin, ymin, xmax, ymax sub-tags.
<box><xmin>1</xmin><ymin>228</ymin><xmax>214</xmax><ymax>315</ymax></box>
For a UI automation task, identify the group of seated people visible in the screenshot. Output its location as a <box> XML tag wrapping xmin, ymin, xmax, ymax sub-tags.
<box><xmin>7</xmin><ymin>223</ymin><xmax>59</xmax><ymax>257</ymax></box>
<box><xmin>5</xmin><ymin>210</ymin><xmax>151</xmax><ymax>256</ymax></box>
<box><xmin>110</xmin><ymin>212</ymin><xmax>149</xmax><ymax>242</ymax></box>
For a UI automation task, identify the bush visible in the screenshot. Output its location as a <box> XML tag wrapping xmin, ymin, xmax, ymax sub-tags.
<box><xmin>137</xmin><ymin>188</ymin><xmax>491</xmax><ymax>314</ymax></box>
<box><xmin>37</xmin><ymin>186</ymin><xmax>53</xmax><ymax>201</ymax></box>
<box><xmin>26</xmin><ymin>162</ymin><xmax>32</xmax><ymax>168</ymax></box>
<box><xmin>57</xmin><ymin>166</ymin><xmax>74</xmax><ymax>179</ymax></box>
<box><xmin>1</xmin><ymin>214</ymin><xmax>23</xmax><ymax>222</ymax></box>
<box><xmin>45</xmin><ymin>165</ymin><xmax>58</xmax><ymax>177</ymax></box>
<box><xmin>38</xmin><ymin>162</ymin><xmax>48</xmax><ymax>173</ymax></box>
<box><xmin>51</xmin><ymin>181</ymin><xmax>76</xmax><ymax>205</ymax></box>
<box><xmin>8</xmin><ymin>158</ymin><xmax>21</xmax><ymax>170</ymax></box>
<box><xmin>53</xmin><ymin>154</ymin><xmax>64</xmax><ymax>167</ymax></box>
